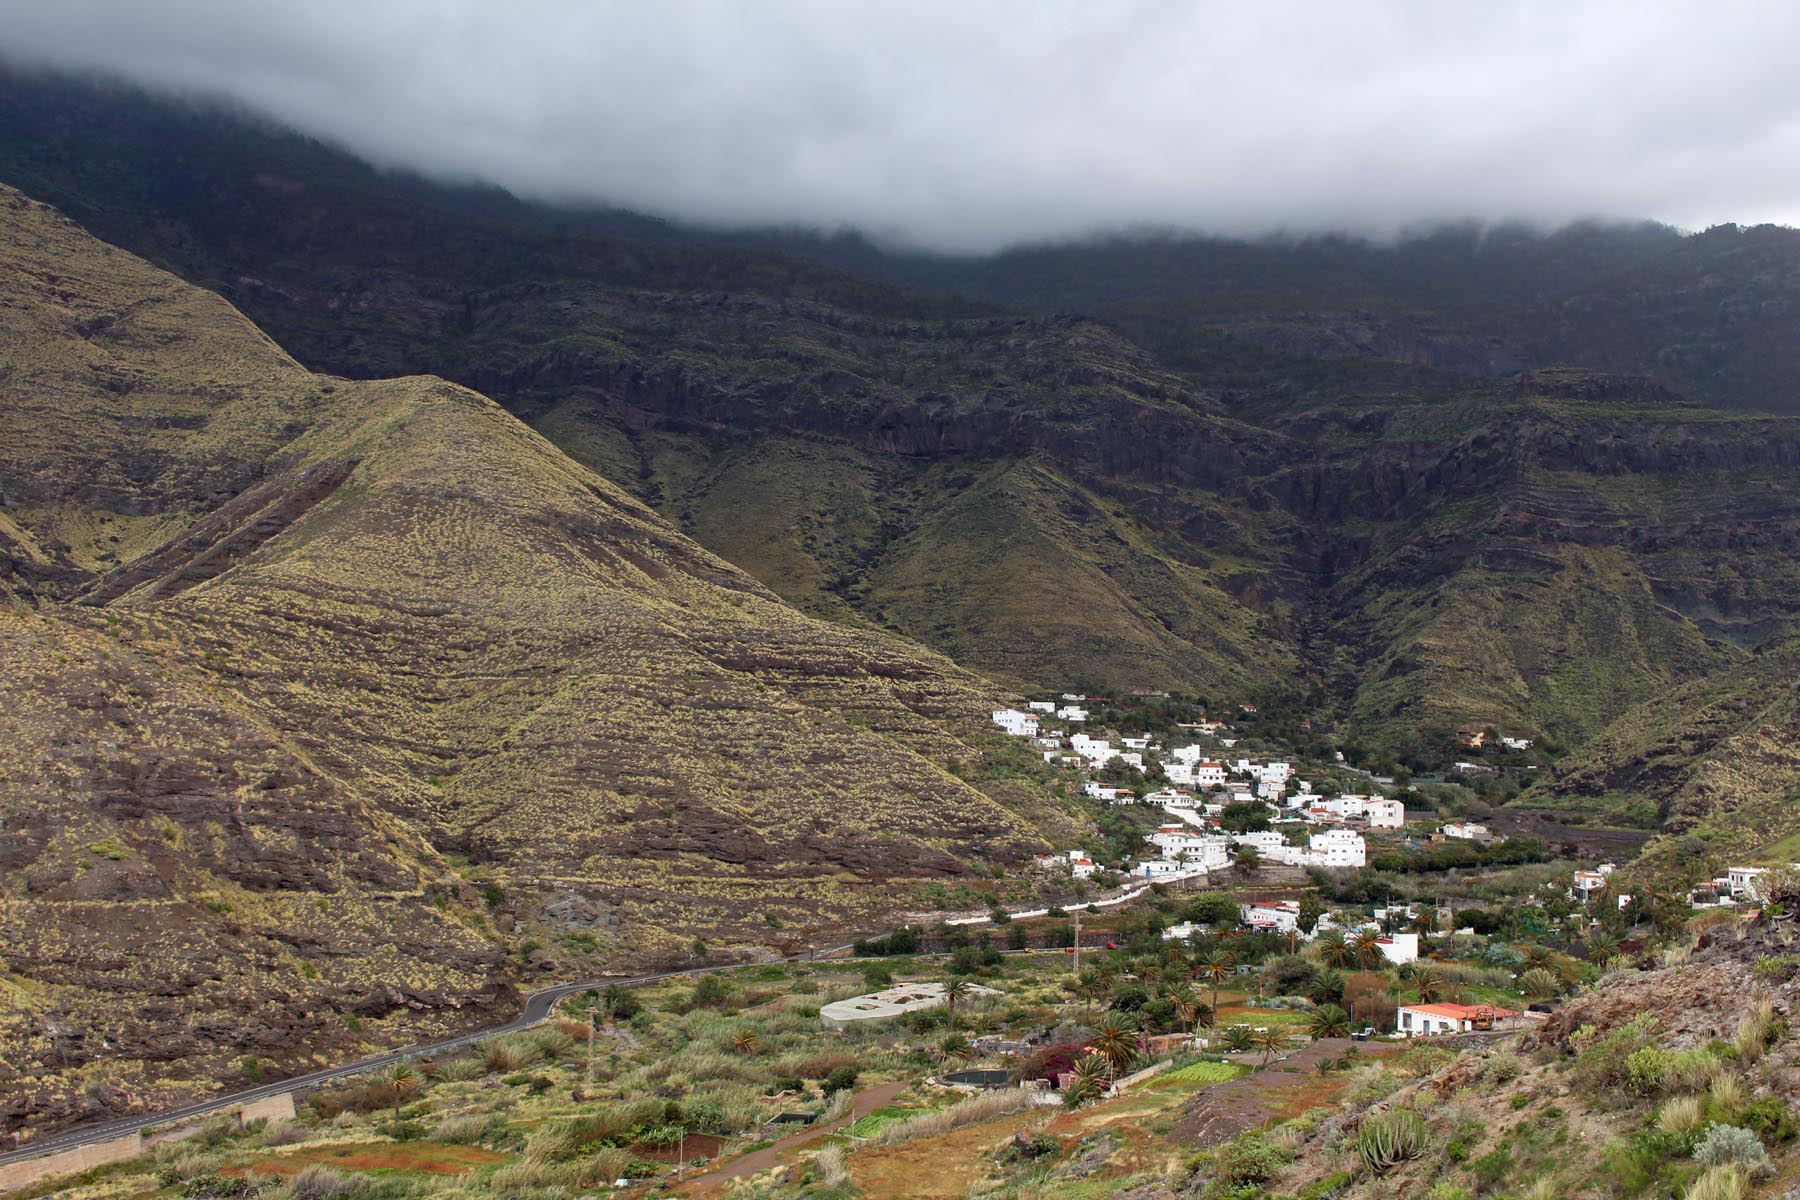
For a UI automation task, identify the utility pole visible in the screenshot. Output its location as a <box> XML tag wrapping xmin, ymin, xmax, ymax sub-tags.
<box><xmin>1073</xmin><ymin>907</ymin><xmax>1081</xmax><ymax>977</ymax></box>
<box><xmin>587</xmin><ymin>1002</ymin><xmax>597</xmax><ymax>1089</ymax></box>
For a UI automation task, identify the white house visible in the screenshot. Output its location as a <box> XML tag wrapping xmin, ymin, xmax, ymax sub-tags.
<box><xmin>1728</xmin><ymin>867</ymin><xmax>1769</xmax><ymax>899</ymax></box>
<box><xmin>1133</xmin><ymin>858</ymin><xmax>1188</xmax><ymax>878</ymax></box>
<box><xmin>1365</xmin><ymin>798</ymin><xmax>1405</xmax><ymax>829</ymax></box>
<box><xmin>1501</xmin><ymin>736</ymin><xmax>1533</xmax><ymax>750</ymax></box>
<box><xmin>1572</xmin><ymin>870</ymin><xmax>1609</xmax><ymax>899</ymax></box>
<box><xmin>1193</xmin><ymin>761</ymin><xmax>1226</xmax><ymax>788</ymax></box>
<box><xmin>1068</xmin><ymin>850</ymin><xmax>1098</xmax><ymax>879</ymax></box>
<box><xmin>1147</xmin><ymin>827</ymin><xmax>1232</xmax><ymax>868</ymax></box>
<box><xmin>991</xmin><ymin>709</ymin><xmax>1039</xmax><ymax>737</ymax></box>
<box><xmin>1308</xmin><ymin>829</ymin><xmax>1367</xmax><ymax>868</ymax></box>
<box><xmin>1374</xmin><ymin>932</ymin><xmax>1419</xmax><ymax>965</ymax></box>
<box><xmin>1122</xmin><ymin>736</ymin><xmax>1152</xmax><ymax>751</ymax></box>
<box><xmin>1241</xmin><ymin>900</ymin><xmax>1301</xmax><ymax>934</ymax></box>
<box><xmin>1070</xmin><ymin>734</ymin><xmax>1115</xmax><ymax>766</ymax></box>
<box><xmin>1233</xmin><ymin>830</ymin><xmax>1286</xmax><ymax>853</ymax></box>
<box><xmin>1118</xmin><ymin>752</ymin><xmax>1145</xmax><ymax>770</ymax></box>
<box><xmin>1168</xmin><ymin>744</ymin><xmax>1203</xmax><ymax>765</ymax></box>
<box><xmin>1396</xmin><ymin>1002</ymin><xmax>1521</xmax><ymax>1037</ymax></box>
<box><xmin>1056</xmin><ymin>705</ymin><xmax>1088</xmax><ymax>722</ymax></box>
<box><xmin>1145</xmin><ymin>788</ymin><xmax>1196</xmax><ymax>808</ymax></box>
<box><xmin>1164</xmin><ymin>760</ymin><xmax>1197</xmax><ymax>786</ymax></box>
<box><xmin>1259</xmin><ymin>761</ymin><xmax>1293</xmax><ymax>785</ymax></box>
<box><xmin>1027</xmin><ymin>700</ymin><xmax>1057</xmax><ymax>713</ymax></box>
<box><xmin>1441</xmin><ymin>822</ymin><xmax>1491</xmax><ymax>841</ymax></box>
<box><xmin>1084</xmin><ymin>781</ymin><xmax>1133</xmax><ymax>802</ymax></box>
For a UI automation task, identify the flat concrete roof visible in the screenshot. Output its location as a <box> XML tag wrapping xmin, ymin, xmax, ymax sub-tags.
<box><xmin>819</xmin><ymin>981</ymin><xmax>1001</xmax><ymax>1028</ymax></box>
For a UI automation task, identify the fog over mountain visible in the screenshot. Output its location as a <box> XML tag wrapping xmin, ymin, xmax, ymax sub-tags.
<box><xmin>7</xmin><ymin>0</ymin><xmax>1800</xmax><ymax>252</ymax></box>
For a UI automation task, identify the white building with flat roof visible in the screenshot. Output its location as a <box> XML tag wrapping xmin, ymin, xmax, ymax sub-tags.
<box><xmin>821</xmin><ymin>981</ymin><xmax>1001</xmax><ymax>1028</ymax></box>
<box><xmin>991</xmin><ymin>709</ymin><xmax>1039</xmax><ymax>737</ymax></box>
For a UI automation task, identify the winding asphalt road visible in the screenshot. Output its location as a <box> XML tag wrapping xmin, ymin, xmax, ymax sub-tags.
<box><xmin>2</xmin><ymin>871</ymin><xmax>1181</xmax><ymax>1171</ymax></box>
<box><xmin>0</xmin><ymin>947</ymin><xmax>863</xmax><ymax>1170</ymax></box>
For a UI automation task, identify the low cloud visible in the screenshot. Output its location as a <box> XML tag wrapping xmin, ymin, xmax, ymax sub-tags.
<box><xmin>8</xmin><ymin>1</ymin><xmax>1800</xmax><ymax>252</ymax></box>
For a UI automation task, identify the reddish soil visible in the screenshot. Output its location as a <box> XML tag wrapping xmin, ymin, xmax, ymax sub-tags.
<box><xmin>676</xmin><ymin>1082</ymin><xmax>908</xmax><ymax>1195</ymax></box>
<box><xmin>237</xmin><ymin>1141</ymin><xmax>506</xmax><ymax>1176</ymax></box>
<box><xmin>1168</xmin><ymin>1038</ymin><xmax>1396</xmax><ymax>1147</ymax></box>
<box><xmin>633</xmin><ymin>1132</ymin><xmax>729</xmax><ymax>1163</ymax></box>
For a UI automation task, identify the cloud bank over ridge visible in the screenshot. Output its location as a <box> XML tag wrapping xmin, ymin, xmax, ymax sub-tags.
<box><xmin>8</xmin><ymin>1</ymin><xmax>1800</xmax><ymax>252</ymax></box>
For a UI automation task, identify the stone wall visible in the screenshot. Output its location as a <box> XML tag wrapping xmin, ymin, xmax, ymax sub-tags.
<box><xmin>0</xmin><ymin>1132</ymin><xmax>142</xmax><ymax>1194</ymax></box>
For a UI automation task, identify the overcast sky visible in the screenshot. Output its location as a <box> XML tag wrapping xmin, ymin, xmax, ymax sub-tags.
<box><xmin>8</xmin><ymin>1</ymin><xmax>1800</xmax><ymax>253</ymax></box>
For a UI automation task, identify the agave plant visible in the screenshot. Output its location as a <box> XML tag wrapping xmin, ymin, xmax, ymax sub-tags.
<box><xmin>1355</xmin><ymin>1107</ymin><xmax>1426</xmax><ymax>1175</ymax></box>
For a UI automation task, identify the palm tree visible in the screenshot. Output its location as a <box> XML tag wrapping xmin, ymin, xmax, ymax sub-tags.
<box><xmin>1221</xmin><ymin>1024</ymin><xmax>1255</xmax><ymax>1053</ymax></box>
<box><xmin>1062</xmin><ymin>1055</ymin><xmax>1110</xmax><ymax>1108</ymax></box>
<box><xmin>730</xmin><ymin>1027</ymin><xmax>761</xmax><ymax>1056</ymax></box>
<box><xmin>1522</xmin><ymin>943</ymin><xmax>1557</xmax><ymax>972</ymax></box>
<box><xmin>1195</xmin><ymin>950</ymin><xmax>1235</xmax><ymax>1035</ymax></box>
<box><xmin>1410</xmin><ymin>910</ymin><xmax>1437</xmax><ymax>938</ymax></box>
<box><xmin>1308</xmin><ymin>1004</ymin><xmax>1352</xmax><ymax>1039</ymax></box>
<box><xmin>1070</xmin><ymin>967</ymin><xmax>1110</xmax><ymax>1013</ymax></box>
<box><xmin>1089</xmin><ymin>1012</ymin><xmax>1139</xmax><ymax>1080</ymax></box>
<box><xmin>933</xmin><ymin>1032</ymin><xmax>973</xmax><ymax>1068</ymax></box>
<box><xmin>1518</xmin><ymin>968</ymin><xmax>1560</xmax><ymax>1001</ymax></box>
<box><xmin>1305</xmin><ymin>969</ymin><xmax>1345</xmax><ymax>1007</ymax></box>
<box><xmin>1409</xmin><ymin>964</ymin><xmax>1445</xmax><ymax>1004</ymax></box>
<box><xmin>1582</xmin><ymin>929</ymin><xmax>1620</xmax><ymax>963</ymax></box>
<box><xmin>1316</xmin><ymin>929</ymin><xmax>1354</xmax><ymax>970</ymax></box>
<box><xmin>1251</xmin><ymin>1026</ymin><xmax>1291</xmax><ymax>1066</ymax></box>
<box><xmin>942</xmin><ymin>976</ymin><xmax>972</xmax><ymax>1033</ymax></box>
<box><xmin>1351</xmin><ymin>929</ymin><xmax>1384</xmax><ymax>970</ymax></box>
<box><xmin>382</xmin><ymin>1062</ymin><xmax>418</xmax><ymax>1123</ymax></box>
<box><xmin>1171</xmin><ymin>994</ymin><xmax>1206</xmax><ymax>1038</ymax></box>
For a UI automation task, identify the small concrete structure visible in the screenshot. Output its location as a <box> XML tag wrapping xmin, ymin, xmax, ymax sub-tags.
<box><xmin>819</xmin><ymin>981</ymin><xmax>1001</xmax><ymax>1029</ymax></box>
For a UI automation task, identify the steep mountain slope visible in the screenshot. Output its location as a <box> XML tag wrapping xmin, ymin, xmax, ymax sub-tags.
<box><xmin>0</xmin><ymin>184</ymin><xmax>1080</xmax><ymax>1133</ymax></box>
<box><xmin>1520</xmin><ymin>639</ymin><xmax>1800</xmax><ymax>851</ymax></box>
<box><xmin>1274</xmin><ymin>371</ymin><xmax>1800</xmax><ymax>750</ymax></box>
<box><xmin>7</xmin><ymin>69</ymin><xmax>1800</xmax><ymax>757</ymax></box>
<box><xmin>0</xmin><ymin>65</ymin><xmax>1303</xmax><ymax>697</ymax></box>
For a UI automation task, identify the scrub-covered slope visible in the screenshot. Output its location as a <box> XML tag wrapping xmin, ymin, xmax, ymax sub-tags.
<box><xmin>0</xmin><ymin>184</ymin><xmax>1072</xmax><ymax>1134</ymax></box>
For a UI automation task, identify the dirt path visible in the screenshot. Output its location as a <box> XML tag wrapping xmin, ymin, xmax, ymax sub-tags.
<box><xmin>1169</xmin><ymin>1038</ymin><xmax>1391</xmax><ymax>1147</ymax></box>
<box><xmin>849</xmin><ymin>1108</ymin><xmax>1046</xmax><ymax>1199</ymax></box>
<box><xmin>675</xmin><ymin>1081</ymin><xmax>908</xmax><ymax>1194</ymax></box>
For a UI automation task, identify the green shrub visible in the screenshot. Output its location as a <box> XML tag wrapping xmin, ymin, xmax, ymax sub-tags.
<box><xmin>1570</xmin><ymin>1013</ymin><xmax>1658</xmax><ymax>1094</ymax></box>
<box><xmin>1469</xmin><ymin>1146</ymin><xmax>1512</xmax><ymax>1189</ymax></box>
<box><xmin>1216</xmin><ymin>1131</ymin><xmax>1294</xmax><ymax>1186</ymax></box>
<box><xmin>1297</xmin><ymin>1171</ymin><xmax>1354</xmax><ymax>1199</ymax></box>
<box><xmin>1739</xmin><ymin>1096</ymin><xmax>1796</xmax><ymax>1143</ymax></box>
